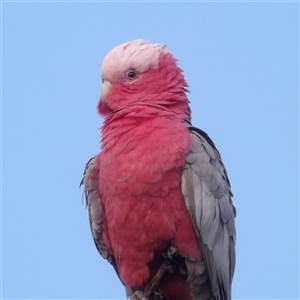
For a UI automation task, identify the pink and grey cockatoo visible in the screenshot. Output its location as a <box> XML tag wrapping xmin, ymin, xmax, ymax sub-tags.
<box><xmin>81</xmin><ymin>39</ymin><xmax>236</xmax><ymax>300</ymax></box>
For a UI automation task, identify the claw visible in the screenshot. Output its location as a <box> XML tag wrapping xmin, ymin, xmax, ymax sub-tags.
<box><xmin>162</xmin><ymin>245</ymin><xmax>179</xmax><ymax>260</ymax></box>
<box><xmin>167</xmin><ymin>245</ymin><xmax>179</xmax><ymax>259</ymax></box>
<box><xmin>162</xmin><ymin>246</ymin><xmax>180</xmax><ymax>273</ymax></box>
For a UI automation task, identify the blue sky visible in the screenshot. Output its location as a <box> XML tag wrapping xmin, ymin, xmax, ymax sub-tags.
<box><xmin>2</xmin><ymin>1</ymin><xmax>299</xmax><ymax>299</ymax></box>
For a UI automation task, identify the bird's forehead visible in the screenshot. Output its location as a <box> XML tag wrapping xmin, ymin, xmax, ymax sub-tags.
<box><xmin>102</xmin><ymin>39</ymin><xmax>169</xmax><ymax>81</ymax></box>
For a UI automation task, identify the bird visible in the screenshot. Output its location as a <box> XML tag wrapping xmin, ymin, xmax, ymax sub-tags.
<box><xmin>81</xmin><ymin>39</ymin><xmax>236</xmax><ymax>300</ymax></box>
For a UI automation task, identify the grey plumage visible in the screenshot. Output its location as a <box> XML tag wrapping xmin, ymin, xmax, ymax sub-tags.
<box><xmin>181</xmin><ymin>126</ymin><xmax>236</xmax><ymax>300</ymax></box>
<box><xmin>81</xmin><ymin>156</ymin><xmax>120</xmax><ymax>277</ymax></box>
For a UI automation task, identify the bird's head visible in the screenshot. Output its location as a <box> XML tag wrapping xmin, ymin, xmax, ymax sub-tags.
<box><xmin>98</xmin><ymin>39</ymin><xmax>191</xmax><ymax>119</ymax></box>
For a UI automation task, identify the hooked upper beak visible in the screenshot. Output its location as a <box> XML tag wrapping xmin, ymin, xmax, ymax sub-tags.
<box><xmin>101</xmin><ymin>80</ymin><xmax>112</xmax><ymax>101</ymax></box>
<box><xmin>99</xmin><ymin>80</ymin><xmax>113</xmax><ymax>115</ymax></box>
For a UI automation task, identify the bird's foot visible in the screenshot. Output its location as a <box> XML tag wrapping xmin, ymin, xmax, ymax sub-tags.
<box><xmin>130</xmin><ymin>290</ymin><xmax>148</xmax><ymax>300</ymax></box>
<box><xmin>166</xmin><ymin>245</ymin><xmax>179</xmax><ymax>260</ymax></box>
<box><xmin>162</xmin><ymin>246</ymin><xmax>179</xmax><ymax>273</ymax></box>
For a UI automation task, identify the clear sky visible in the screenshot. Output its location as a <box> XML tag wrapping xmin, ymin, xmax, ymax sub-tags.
<box><xmin>2</xmin><ymin>1</ymin><xmax>299</xmax><ymax>300</ymax></box>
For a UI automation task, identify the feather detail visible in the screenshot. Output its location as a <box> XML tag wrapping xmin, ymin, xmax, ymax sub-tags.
<box><xmin>81</xmin><ymin>156</ymin><xmax>122</xmax><ymax>283</ymax></box>
<box><xmin>181</xmin><ymin>127</ymin><xmax>236</xmax><ymax>300</ymax></box>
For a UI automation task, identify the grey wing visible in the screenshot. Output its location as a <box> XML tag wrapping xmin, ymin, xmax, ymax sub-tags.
<box><xmin>181</xmin><ymin>127</ymin><xmax>236</xmax><ymax>300</ymax></box>
<box><xmin>81</xmin><ymin>156</ymin><xmax>120</xmax><ymax>275</ymax></box>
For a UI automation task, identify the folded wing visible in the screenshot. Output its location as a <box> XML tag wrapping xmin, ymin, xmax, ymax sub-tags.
<box><xmin>81</xmin><ymin>156</ymin><xmax>120</xmax><ymax>278</ymax></box>
<box><xmin>181</xmin><ymin>126</ymin><xmax>236</xmax><ymax>300</ymax></box>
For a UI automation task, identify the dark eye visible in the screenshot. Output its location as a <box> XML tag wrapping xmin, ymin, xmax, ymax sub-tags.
<box><xmin>125</xmin><ymin>69</ymin><xmax>139</xmax><ymax>81</ymax></box>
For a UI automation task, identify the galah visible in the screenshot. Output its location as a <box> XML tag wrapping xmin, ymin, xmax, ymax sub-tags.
<box><xmin>81</xmin><ymin>39</ymin><xmax>236</xmax><ymax>300</ymax></box>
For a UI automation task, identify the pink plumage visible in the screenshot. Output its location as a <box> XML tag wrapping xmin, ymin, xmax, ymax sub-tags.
<box><xmin>82</xmin><ymin>40</ymin><xmax>236</xmax><ymax>300</ymax></box>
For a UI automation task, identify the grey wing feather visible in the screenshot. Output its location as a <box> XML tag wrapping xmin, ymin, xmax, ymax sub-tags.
<box><xmin>80</xmin><ymin>156</ymin><xmax>113</xmax><ymax>263</ymax></box>
<box><xmin>81</xmin><ymin>156</ymin><xmax>123</xmax><ymax>285</ymax></box>
<box><xmin>181</xmin><ymin>126</ymin><xmax>236</xmax><ymax>300</ymax></box>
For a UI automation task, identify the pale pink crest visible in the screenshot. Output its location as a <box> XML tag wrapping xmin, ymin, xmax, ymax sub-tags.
<box><xmin>101</xmin><ymin>39</ymin><xmax>170</xmax><ymax>83</ymax></box>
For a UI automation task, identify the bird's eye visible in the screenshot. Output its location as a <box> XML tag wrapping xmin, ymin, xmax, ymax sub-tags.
<box><xmin>125</xmin><ymin>69</ymin><xmax>139</xmax><ymax>81</ymax></box>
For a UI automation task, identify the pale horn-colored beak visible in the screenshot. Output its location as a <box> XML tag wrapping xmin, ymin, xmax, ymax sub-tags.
<box><xmin>101</xmin><ymin>80</ymin><xmax>112</xmax><ymax>100</ymax></box>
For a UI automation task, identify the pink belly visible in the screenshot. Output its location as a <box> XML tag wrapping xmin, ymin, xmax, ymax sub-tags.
<box><xmin>99</xmin><ymin>175</ymin><xmax>201</xmax><ymax>291</ymax></box>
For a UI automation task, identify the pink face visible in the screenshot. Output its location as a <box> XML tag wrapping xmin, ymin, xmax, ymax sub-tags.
<box><xmin>97</xmin><ymin>39</ymin><xmax>189</xmax><ymax>119</ymax></box>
